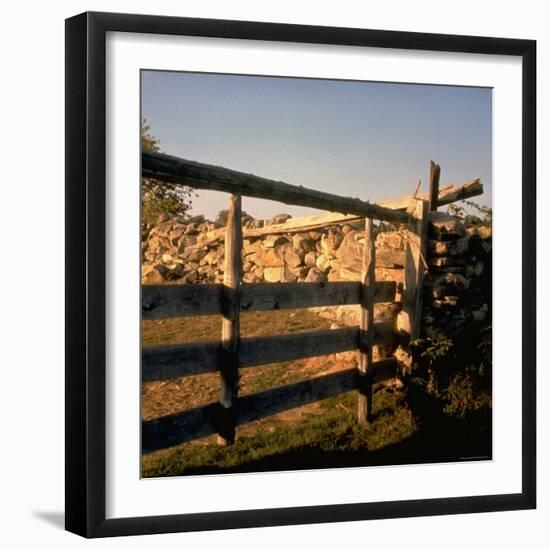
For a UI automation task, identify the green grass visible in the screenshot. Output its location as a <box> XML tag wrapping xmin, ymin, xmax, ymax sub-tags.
<box><xmin>142</xmin><ymin>389</ymin><xmax>417</xmax><ymax>478</ymax></box>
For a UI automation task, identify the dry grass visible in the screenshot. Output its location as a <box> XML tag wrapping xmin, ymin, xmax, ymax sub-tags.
<box><xmin>141</xmin><ymin>307</ymin><xmax>422</xmax><ymax>477</ymax></box>
<box><xmin>141</xmin><ymin>308</ymin><xmax>334</xmax><ymax>419</ymax></box>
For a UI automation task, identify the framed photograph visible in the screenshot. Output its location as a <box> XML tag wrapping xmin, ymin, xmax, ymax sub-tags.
<box><xmin>65</xmin><ymin>11</ymin><xmax>536</xmax><ymax>538</ymax></box>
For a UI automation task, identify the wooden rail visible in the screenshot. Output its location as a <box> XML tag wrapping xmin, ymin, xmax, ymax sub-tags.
<box><xmin>142</xmin><ymin>359</ymin><xmax>398</xmax><ymax>454</ymax></box>
<box><xmin>142</xmin><ymin>324</ymin><xmax>395</xmax><ymax>382</ymax></box>
<box><xmin>162</xmin><ymin>178</ymin><xmax>483</xmax><ymax>249</ymax></box>
<box><xmin>142</xmin><ymin>151</ymin><xmax>409</xmax><ymax>224</ymax></box>
<box><xmin>142</xmin><ymin>280</ymin><xmax>397</xmax><ymax>320</ymax></box>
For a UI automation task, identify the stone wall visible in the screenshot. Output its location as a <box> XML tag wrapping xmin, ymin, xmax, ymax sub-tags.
<box><xmin>141</xmin><ymin>211</ymin><xmax>492</xmax><ymax>342</ymax></box>
<box><xmin>423</xmin><ymin>211</ymin><xmax>491</xmax><ymax>339</ymax></box>
<box><xmin>141</xmin><ymin>215</ymin><xmax>407</xmax><ymax>287</ymax></box>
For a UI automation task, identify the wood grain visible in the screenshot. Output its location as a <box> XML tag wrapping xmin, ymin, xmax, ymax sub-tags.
<box><xmin>175</xmin><ymin>177</ymin><xmax>483</xmax><ymax>249</ymax></box>
<box><xmin>142</xmin><ymin>324</ymin><xmax>396</xmax><ymax>382</ymax></box>
<box><xmin>428</xmin><ymin>161</ymin><xmax>441</xmax><ymax>212</ymax></box>
<box><xmin>218</xmin><ymin>194</ymin><xmax>243</xmax><ymax>444</ymax></box>
<box><xmin>400</xmin><ymin>199</ymin><xmax>429</xmax><ymax>340</ymax></box>
<box><xmin>142</xmin><ymin>281</ymin><xmax>396</xmax><ymax>319</ymax></box>
<box><xmin>358</xmin><ymin>218</ymin><xmax>375</xmax><ymax>424</ymax></box>
<box><xmin>142</xmin><ymin>151</ymin><xmax>409</xmax><ymax>224</ymax></box>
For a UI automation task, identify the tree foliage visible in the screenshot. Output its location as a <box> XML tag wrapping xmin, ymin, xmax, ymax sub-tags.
<box><xmin>447</xmin><ymin>200</ymin><xmax>492</xmax><ymax>227</ymax></box>
<box><xmin>141</xmin><ymin>119</ymin><xmax>195</xmax><ymax>230</ymax></box>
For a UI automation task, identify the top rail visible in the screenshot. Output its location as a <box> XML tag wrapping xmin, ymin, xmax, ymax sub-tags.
<box><xmin>157</xmin><ymin>178</ymin><xmax>483</xmax><ymax>251</ymax></box>
<box><xmin>142</xmin><ymin>151</ymin><xmax>409</xmax><ymax>224</ymax></box>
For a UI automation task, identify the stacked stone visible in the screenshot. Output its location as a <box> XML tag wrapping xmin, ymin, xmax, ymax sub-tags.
<box><xmin>141</xmin><ymin>218</ymin><xmax>224</xmax><ymax>285</ymax></box>
<box><xmin>313</xmin><ymin>228</ymin><xmax>405</xmax><ymax>361</ymax></box>
<box><xmin>423</xmin><ymin>212</ymin><xmax>491</xmax><ymax>339</ymax></box>
<box><xmin>140</xmin><ymin>210</ymin><xmax>491</xmax><ymax>345</ymax></box>
<box><xmin>141</xmin><ymin>215</ymin><xmax>325</xmax><ymax>285</ymax></box>
<box><xmin>141</xmin><ymin>212</ymin><xmax>414</xmax><ymax>288</ymax></box>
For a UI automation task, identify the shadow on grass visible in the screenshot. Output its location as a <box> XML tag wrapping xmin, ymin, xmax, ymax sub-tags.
<box><xmin>157</xmin><ymin>418</ymin><xmax>492</xmax><ymax>477</ymax></box>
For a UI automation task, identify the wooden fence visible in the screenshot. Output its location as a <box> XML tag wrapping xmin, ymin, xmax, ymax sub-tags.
<box><xmin>141</xmin><ymin>152</ymin><xmax>482</xmax><ymax>453</ymax></box>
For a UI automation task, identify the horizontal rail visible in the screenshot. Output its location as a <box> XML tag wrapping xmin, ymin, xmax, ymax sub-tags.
<box><xmin>241</xmin><ymin>281</ymin><xmax>395</xmax><ymax>312</ymax></box>
<box><xmin>142</xmin><ymin>151</ymin><xmax>409</xmax><ymax>224</ymax></box>
<box><xmin>142</xmin><ymin>281</ymin><xmax>396</xmax><ymax>320</ymax></box>
<box><xmin>239</xmin><ymin>326</ymin><xmax>358</xmax><ymax>367</ymax></box>
<box><xmin>237</xmin><ymin>367</ymin><xmax>358</xmax><ymax>426</ymax></box>
<box><xmin>142</xmin><ymin>359</ymin><xmax>397</xmax><ymax>453</ymax></box>
<box><xmin>142</xmin><ymin>324</ymin><xmax>395</xmax><ymax>382</ymax></box>
<box><xmin>142</xmin><ymin>284</ymin><xmax>223</xmax><ymax>318</ymax></box>
<box><xmin>187</xmin><ymin>179</ymin><xmax>484</xmax><ymax>246</ymax></box>
<box><xmin>378</xmin><ymin>179</ymin><xmax>483</xmax><ymax>210</ymax></box>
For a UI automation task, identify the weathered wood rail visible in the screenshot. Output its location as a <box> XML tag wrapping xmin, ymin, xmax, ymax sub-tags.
<box><xmin>142</xmin><ymin>280</ymin><xmax>396</xmax><ymax>319</ymax></box>
<box><xmin>141</xmin><ymin>151</ymin><xmax>480</xmax><ymax>454</ymax></box>
<box><xmin>143</xmin><ymin>150</ymin><xmax>409</xmax><ymax>224</ymax></box>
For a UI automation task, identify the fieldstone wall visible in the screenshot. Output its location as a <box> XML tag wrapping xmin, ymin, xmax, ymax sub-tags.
<box><xmin>424</xmin><ymin>212</ymin><xmax>491</xmax><ymax>339</ymax></box>
<box><xmin>141</xmin><ymin>215</ymin><xmax>406</xmax><ymax>287</ymax></box>
<box><xmin>141</xmin><ymin>210</ymin><xmax>492</xmax><ymax>343</ymax></box>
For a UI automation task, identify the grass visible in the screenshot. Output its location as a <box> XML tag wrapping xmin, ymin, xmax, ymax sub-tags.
<box><xmin>141</xmin><ymin>308</ymin><xmax>491</xmax><ymax>478</ymax></box>
<box><xmin>142</xmin><ymin>390</ymin><xmax>417</xmax><ymax>478</ymax></box>
<box><xmin>141</xmin><ymin>309</ymin><xmax>337</xmax><ymax>420</ymax></box>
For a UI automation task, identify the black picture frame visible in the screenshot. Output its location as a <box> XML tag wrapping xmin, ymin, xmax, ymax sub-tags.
<box><xmin>65</xmin><ymin>11</ymin><xmax>536</xmax><ymax>538</ymax></box>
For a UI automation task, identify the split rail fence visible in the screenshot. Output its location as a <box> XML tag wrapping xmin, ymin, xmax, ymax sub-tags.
<box><xmin>141</xmin><ymin>152</ymin><xmax>482</xmax><ymax>453</ymax></box>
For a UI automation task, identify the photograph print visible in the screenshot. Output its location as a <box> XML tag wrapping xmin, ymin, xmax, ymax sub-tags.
<box><xmin>140</xmin><ymin>70</ymin><xmax>493</xmax><ymax>478</ymax></box>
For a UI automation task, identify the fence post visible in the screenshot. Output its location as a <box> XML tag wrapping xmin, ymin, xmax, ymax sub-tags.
<box><xmin>428</xmin><ymin>160</ymin><xmax>441</xmax><ymax>212</ymax></box>
<box><xmin>218</xmin><ymin>193</ymin><xmax>243</xmax><ymax>445</ymax></box>
<box><xmin>399</xmin><ymin>199</ymin><xmax>429</xmax><ymax>344</ymax></box>
<box><xmin>358</xmin><ymin>217</ymin><xmax>375</xmax><ymax>424</ymax></box>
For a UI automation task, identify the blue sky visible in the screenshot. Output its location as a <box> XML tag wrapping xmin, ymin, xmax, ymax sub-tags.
<box><xmin>141</xmin><ymin>70</ymin><xmax>492</xmax><ymax>220</ymax></box>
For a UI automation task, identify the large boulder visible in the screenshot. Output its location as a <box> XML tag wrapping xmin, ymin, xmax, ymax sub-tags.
<box><xmin>292</xmin><ymin>233</ymin><xmax>317</xmax><ymax>254</ymax></box>
<box><xmin>141</xmin><ymin>265</ymin><xmax>164</xmax><ymax>285</ymax></box>
<box><xmin>429</xmin><ymin>236</ymin><xmax>469</xmax><ymax>257</ymax></box>
<box><xmin>243</xmin><ymin>239</ymin><xmax>262</xmax><ymax>257</ymax></box>
<box><xmin>315</xmin><ymin>254</ymin><xmax>331</xmax><ymax>273</ymax></box>
<box><xmin>263</xmin><ymin>266</ymin><xmax>284</xmax><ymax>282</ymax></box>
<box><xmin>279</xmin><ymin>243</ymin><xmax>302</xmax><ymax>267</ymax></box>
<box><xmin>304</xmin><ymin>251</ymin><xmax>317</xmax><ymax>268</ymax></box>
<box><xmin>335</xmin><ymin>230</ymin><xmax>362</xmax><ymax>271</ymax></box>
<box><xmin>256</xmin><ymin>248</ymin><xmax>284</xmax><ymax>267</ymax></box>
<box><xmin>266</xmin><ymin>213</ymin><xmax>292</xmax><ymax>226</ymax></box>
<box><xmin>376</xmin><ymin>231</ymin><xmax>406</xmax><ymax>250</ymax></box>
<box><xmin>305</xmin><ymin>267</ymin><xmax>327</xmax><ymax>283</ymax></box>
<box><xmin>263</xmin><ymin>235</ymin><xmax>290</xmax><ymax>248</ymax></box>
<box><xmin>320</xmin><ymin>228</ymin><xmax>344</xmax><ymax>259</ymax></box>
<box><xmin>428</xmin><ymin>211</ymin><xmax>467</xmax><ymax>237</ymax></box>
<box><xmin>176</xmin><ymin>234</ymin><xmax>198</xmax><ymax>254</ymax></box>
